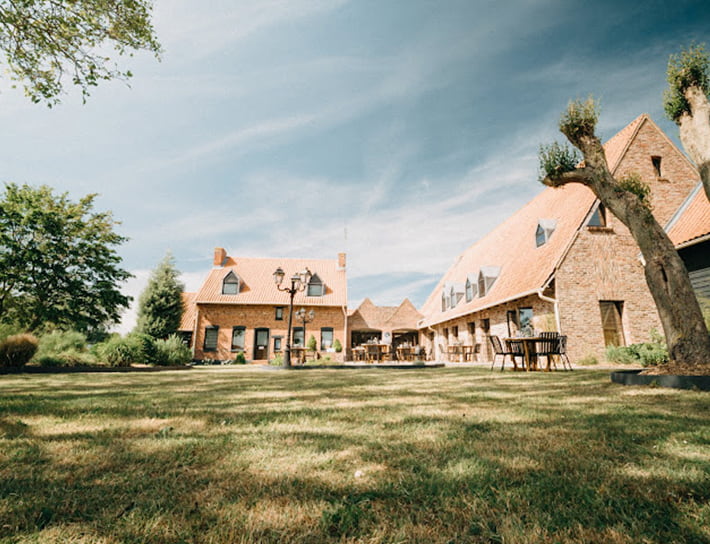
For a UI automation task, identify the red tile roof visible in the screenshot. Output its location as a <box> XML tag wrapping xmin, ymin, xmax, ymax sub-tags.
<box><xmin>667</xmin><ymin>183</ymin><xmax>710</xmax><ymax>247</ymax></box>
<box><xmin>195</xmin><ymin>254</ymin><xmax>347</xmax><ymax>307</ymax></box>
<box><xmin>179</xmin><ymin>292</ymin><xmax>197</xmax><ymax>332</ymax></box>
<box><xmin>349</xmin><ymin>297</ymin><xmax>422</xmax><ymax>332</ymax></box>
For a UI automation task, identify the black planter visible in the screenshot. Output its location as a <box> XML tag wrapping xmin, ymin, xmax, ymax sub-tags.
<box><xmin>610</xmin><ymin>369</ymin><xmax>710</xmax><ymax>391</ymax></box>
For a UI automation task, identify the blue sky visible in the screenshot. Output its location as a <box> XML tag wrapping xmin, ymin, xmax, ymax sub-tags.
<box><xmin>1</xmin><ymin>0</ymin><xmax>709</xmax><ymax>332</ymax></box>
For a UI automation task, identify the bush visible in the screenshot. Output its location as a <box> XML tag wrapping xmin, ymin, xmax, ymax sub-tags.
<box><xmin>606</xmin><ymin>341</ymin><xmax>669</xmax><ymax>367</ymax></box>
<box><xmin>605</xmin><ymin>345</ymin><xmax>637</xmax><ymax>365</ymax></box>
<box><xmin>333</xmin><ymin>339</ymin><xmax>342</xmax><ymax>353</ymax></box>
<box><xmin>153</xmin><ymin>335</ymin><xmax>192</xmax><ymax>366</ymax></box>
<box><xmin>307</xmin><ymin>334</ymin><xmax>317</xmax><ymax>352</ymax></box>
<box><xmin>34</xmin><ymin>330</ymin><xmax>95</xmax><ymax>367</ymax></box>
<box><xmin>94</xmin><ymin>335</ymin><xmax>143</xmax><ymax>367</ymax></box>
<box><xmin>270</xmin><ymin>354</ymin><xmax>283</xmax><ymax>366</ymax></box>
<box><xmin>233</xmin><ymin>351</ymin><xmax>247</xmax><ymax>365</ymax></box>
<box><xmin>0</xmin><ymin>323</ymin><xmax>24</xmax><ymax>343</ymax></box>
<box><xmin>577</xmin><ymin>354</ymin><xmax>599</xmax><ymax>366</ymax></box>
<box><xmin>127</xmin><ymin>332</ymin><xmax>157</xmax><ymax>364</ymax></box>
<box><xmin>0</xmin><ymin>334</ymin><xmax>39</xmax><ymax>367</ymax></box>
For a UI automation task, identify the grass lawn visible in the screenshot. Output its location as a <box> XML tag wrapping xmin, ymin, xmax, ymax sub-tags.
<box><xmin>1</xmin><ymin>367</ymin><xmax>709</xmax><ymax>544</ymax></box>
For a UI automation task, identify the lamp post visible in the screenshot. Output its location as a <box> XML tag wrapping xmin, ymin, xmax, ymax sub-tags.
<box><xmin>294</xmin><ymin>307</ymin><xmax>315</xmax><ymax>362</ymax></box>
<box><xmin>273</xmin><ymin>266</ymin><xmax>311</xmax><ymax>368</ymax></box>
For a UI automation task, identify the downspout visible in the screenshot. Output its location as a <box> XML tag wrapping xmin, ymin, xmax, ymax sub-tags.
<box><xmin>342</xmin><ymin>304</ymin><xmax>348</xmax><ymax>362</ymax></box>
<box><xmin>537</xmin><ymin>289</ymin><xmax>561</xmax><ymax>333</ymax></box>
<box><xmin>191</xmin><ymin>305</ymin><xmax>200</xmax><ymax>359</ymax></box>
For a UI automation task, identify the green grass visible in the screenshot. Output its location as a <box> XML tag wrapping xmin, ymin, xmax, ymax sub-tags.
<box><xmin>1</xmin><ymin>368</ymin><xmax>709</xmax><ymax>543</ymax></box>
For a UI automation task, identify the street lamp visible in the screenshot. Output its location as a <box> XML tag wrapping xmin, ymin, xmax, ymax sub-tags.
<box><xmin>273</xmin><ymin>266</ymin><xmax>312</xmax><ymax>368</ymax></box>
<box><xmin>294</xmin><ymin>307</ymin><xmax>315</xmax><ymax>362</ymax></box>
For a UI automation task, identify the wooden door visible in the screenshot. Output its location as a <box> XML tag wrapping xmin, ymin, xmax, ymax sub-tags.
<box><xmin>599</xmin><ymin>301</ymin><xmax>625</xmax><ymax>347</ymax></box>
<box><xmin>254</xmin><ymin>328</ymin><xmax>270</xmax><ymax>360</ymax></box>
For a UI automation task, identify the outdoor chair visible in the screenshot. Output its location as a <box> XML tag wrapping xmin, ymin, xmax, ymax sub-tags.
<box><xmin>438</xmin><ymin>343</ymin><xmax>449</xmax><ymax>362</ymax></box>
<box><xmin>365</xmin><ymin>343</ymin><xmax>381</xmax><ymax>363</ymax></box>
<box><xmin>535</xmin><ymin>336</ymin><xmax>559</xmax><ymax>370</ymax></box>
<box><xmin>558</xmin><ymin>335</ymin><xmax>572</xmax><ymax>370</ymax></box>
<box><xmin>489</xmin><ymin>335</ymin><xmax>520</xmax><ymax>371</ymax></box>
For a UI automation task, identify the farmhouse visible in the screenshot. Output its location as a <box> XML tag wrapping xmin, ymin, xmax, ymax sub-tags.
<box><xmin>180</xmin><ymin>249</ymin><xmax>348</xmax><ymax>362</ymax></box>
<box><xmin>417</xmin><ymin>114</ymin><xmax>701</xmax><ymax>363</ymax></box>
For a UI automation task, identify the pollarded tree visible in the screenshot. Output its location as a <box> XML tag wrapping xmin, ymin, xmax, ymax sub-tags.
<box><xmin>134</xmin><ymin>253</ymin><xmax>184</xmax><ymax>340</ymax></box>
<box><xmin>0</xmin><ymin>0</ymin><xmax>161</xmax><ymax>105</ymax></box>
<box><xmin>0</xmin><ymin>183</ymin><xmax>131</xmax><ymax>335</ymax></box>
<box><xmin>539</xmin><ymin>99</ymin><xmax>710</xmax><ymax>372</ymax></box>
<box><xmin>664</xmin><ymin>44</ymin><xmax>710</xmax><ymax>200</ymax></box>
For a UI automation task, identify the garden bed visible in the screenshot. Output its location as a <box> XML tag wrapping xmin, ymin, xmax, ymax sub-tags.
<box><xmin>610</xmin><ymin>369</ymin><xmax>710</xmax><ymax>390</ymax></box>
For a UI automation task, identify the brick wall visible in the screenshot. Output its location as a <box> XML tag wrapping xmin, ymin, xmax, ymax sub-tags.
<box><xmin>193</xmin><ymin>303</ymin><xmax>346</xmax><ymax>362</ymax></box>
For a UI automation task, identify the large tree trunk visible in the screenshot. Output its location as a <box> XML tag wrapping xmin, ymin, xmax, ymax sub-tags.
<box><xmin>678</xmin><ymin>85</ymin><xmax>710</xmax><ymax>201</ymax></box>
<box><xmin>545</xmin><ymin>132</ymin><xmax>710</xmax><ymax>372</ymax></box>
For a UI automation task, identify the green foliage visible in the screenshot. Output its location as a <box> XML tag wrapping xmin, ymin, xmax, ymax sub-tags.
<box><xmin>152</xmin><ymin>335</ymin><xmax>192</xmax><ymax>366</ymax></box>
<box><xmin>34</xmin><ymin>330</ymin><xmax>94</xmax><ymax>367</ymax></box>
<box><xmin>94</xmin><ymin>335</ymin><xmax>142</xmax><ymax>367</ymax></box>
<box><xmin>0</xmin><ymin>0</ymin><xmax>161</xmax><ymax>106</ymax></box>
<box><xmin>538</xmin><ymin>142</ymin><xmax>581</xmax><ymax>182</ymax></box>
<box><xmin>559</xmin><ymin>97</ymin><xmax>599</xmax><ymax>143</ymax></box>
<box><xmin>0</xmin><ymin>183</ymin><xmax>131</xmax><ymax>334</ymax></box>
<box><xmin>577</xmin><ymin>354</ymin><xmax>599</xmax><ymax>366</ymax></box>
<box><xmin>606</xmin><ymin>340</ymin><xmax>669</xmax><ymax>367</ymax></box>
<box><xmin>233</xmin><ymin>351</ymin><xmax>247</xmax><ymax>365</ymax></box>
<box><xmin>126</xmin><ymin>332</ymin><xmax>156</xmax><ymax>364</ymax></box>
<box><xmin>617</xmin><ymin>172</ymin><xmax>652</xmax><ymax>206</ymax></box>
<box><xmin>0</xmin><ymin>323</ymin><xmax>24</xmax><ymax>342</ymax></box>
<box><xmin>134</xmin><ymin>253</ymin><xmax>185</xmax><ymax>340</ymax></box>
<box><xmin>307</xmin><ymin>334</ymin><xmax>317</xmax><ymax>352</ymax></box>
<box><xmin>333</xmin><ymin>338</ymin><xmax>343</xmax><ymax>353</ymax></box>
<box><xmin>664</xmin><ymin>44</ymin><xmax>710</xmax><ymax>123</ymax></box>
<box><xmin>0</xmin><ymin>333</ymin><xmax>39</xmax><ymax>367</ymax></box>
<box><xmin>269</xmin><ymin>354</ymin><xmax>283</xmax><ymax>366</ymax></box>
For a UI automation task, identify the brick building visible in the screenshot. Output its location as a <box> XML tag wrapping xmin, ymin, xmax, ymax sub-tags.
<box><xmin>418</xmin><ymin>114</ymin><xmax>701</xmax><ymax>363</ymax></box>
<box><xmin>347</xmin><ymin>298</ymin><xmax>423</xmax><ymax>352</ymax></box>
<box><xmin>180</xmin><ymin>248</ymin><xmax>348</xmax><ymax>362</ymax></box>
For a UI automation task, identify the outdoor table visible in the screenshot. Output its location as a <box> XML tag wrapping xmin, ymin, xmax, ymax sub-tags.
<box><xmin>447</xmin><ymin>345</ymin><xmax>464</xmax><ymax>362</ymax></box>
<box><xmin>290</xmin><ymin>346</ymin><xmax>307</xmax><ymax>365</ymax></box>
<box><xmin>396</xmin><ymin>346</ymin><xmax>413</xmax><ymax>362</ymax></box>
<box><xmin>503</xmin><ymin>337</ymin><xmax>550</xmax><ymax>371</ymax></box>
<box><xmin>352</xmin><ymin>346</ymin><xmax>366</xmax><ymax>362</ymax></box>
<box><xmin>462</xmin><ymin>344</ymin><xmax>478</xmax><ymax>362</ymax></box>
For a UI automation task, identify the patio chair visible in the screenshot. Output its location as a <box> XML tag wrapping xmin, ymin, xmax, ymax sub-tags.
<box><xmin>535</xmin><ymin>336</ymin><xmax>559</xmax><ymax>370</ymax></box>
<box><xmin>489</xmin><ymin>335</ymin><xmax>519</xmax><ymax>371</ymax></box>
<box><xmin>558</xmin><ymin>335</ymin><xmax>572</xmax><ymax>370</ymax></box>
<box><xmin>365</xmin><ymin>343</ymin><xmax>381</xmax><ymax>363</ymax></box>
<box><xmin>438</xmin><ymin>343</ymin><xmax>449</xmax><ymax>362</ymax></box>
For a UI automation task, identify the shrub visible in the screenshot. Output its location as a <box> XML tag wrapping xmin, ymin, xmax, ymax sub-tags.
<box><xmin>605</xmin><ymin>345</ymin><xmax>637</xmax><ymax>365</ymax></box>
<box><xmin>233</xmin><ymin>351</ymin><xmax>247</xmax><ymax>365</ymax></box>
<box><xmin>307</xmin><ymin>334</ymin><xmax>317</xmax><ymax>352</ymax></box>
<box><xmin>127</xmin><ymin>332</ymin><xmax>157</xmax><ymax>364</ymax></box>
<box><xmin>34</xmin><ymin>330</ymin><xmax>95</xmax><ymax>367</ymax></box>
<box><xmin>270</xmin><ymin>354</ymin><xmax>283</xmax><ymax>366</ymax></box>
<box><xmin>577</xmin><ymin>354</ymin><xmax>599</xmax><ymax>366</ymax></box>
<box><xmin>0</xmin><ymin>323</ymin><xmax>24</xmax><ymax>343</ymax></box>
<box><xmin>0</xmin><ymin>334</ymin><xmax>39</xmax><ymax>367</ymax></box>
<box><xmin>94</xmin><ymin>336</ymin><xmax>143</xmax><ymax>367</ymax></box>
<box><xmin>333</xmin><ymin>339</ymin><xmax>342</xmax><ymax>353</ymax></box>
<box><xmin>153</xmin><ymin>335</ymin><xmax>192</xmax><ymax>366</ymax></box>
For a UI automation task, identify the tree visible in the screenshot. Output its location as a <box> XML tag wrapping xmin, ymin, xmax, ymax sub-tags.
<box><xmin>664</xmin><ymin>44</ymin><xmax>710</xmax><ymax>201</ymax></box>
<box><xmin>134</xmin><ymin>252</ymin><xmax>184</xmax><ymax>340</ymax></box>
<box><xmin>539</xmin><ymin>98</ymin><xmax>710</xmax><ymax>372</ymax></box>
<box><xmin>0</xmin><ymin>183</ymin><xmax>131</xmax><ymax>335</ymax></box>
<box><xmin>0</xmin><ymin>0</ymin><xmax>160</xmax><ymax>106</ymax></box>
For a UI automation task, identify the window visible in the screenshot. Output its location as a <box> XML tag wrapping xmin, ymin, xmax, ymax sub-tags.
<box><xmin>320</xmin><ymin>328</ymin><xmax>334</xmax><ymax>350</ymax></box>
<box><xmin>203</xmin><ymin>326</ymin><xmax>218</xmax><ymax>351</ymax></box>
<box><xmin>519</xmin><ymin>307</ymin><xmax>533</xmax><ymax>334</ymax></box>
<box><xmin>293</xmin><ymin>327</ymin><xmax>304</xmax><ymax>346</ymax></box>
<box><xmin>231</xmin><ymin>326</ymin><xmax>245</xmax><ymax>351</ymax></box>
<box><xmin>443</xmin><ymin>327</ymin><xmax>449</xmax><ymax>340</ymax></box>
<box><xmin>478</xmin><ymin>273</ymin><xmax>486</xmax><ymax>298</ymax></box>
<box><xmin>588</xmin><ymin>202</ymin><xmax>607</xmax><ymax>227</ymax></box>
<box><xmin>465</xmin><ymin>278</ymin><xmax>473</xmax><ymax>302</ymax></box>
<box><xmin>600</xmin><ymin>301</ymin><xmax>625</xmax><ymax>347</ymax></box>
<box><xmin>651</xmin><ymin>155</ymin><xmax>662</xmax><ymax>177</ymax></box>
<box><xmin>467</xmin><ymin>322</ymin><xmax>475</xmax><ymax>337</ymax></box>
<box><xmin>307</xmin><ymin>274</ymin><xmax>325</xmax><ymax>296</ymax></box>
<box><xmin>275</xmin><ymin>307</ymin><xmax>284</xmax><ymax>320</ymax></box>
<box><xmin>536</xmin><ymin>219</ymin><xmax>557</xmax><ymax>247</ymax></box>
<box><xmin>478</xmin><ymin>267</ymin><xmax>501</xmax><ymax>297</ymax></box>
<box><xmin>441</xmin><ymin>291</ymin><xmax>447</xmax><ymax>311</ymax></box>
<box><xmin>222</xmin><ymin>271</ymin><xmax>239</xmax><ymax>294</ymax></box>
<box><xmin>452</xmin><ymin>325</ymin><xmax>459</xmax><ymax>340</ymax></box>
<box><xmin>273</xmin><ymin>336</ymin><xmax>283</xmax><ymax>352</ymax></box>
<box><xmin>481</xmin><ymin>318</ymin><xmax>490</xmax><ymax>333</ymax></box>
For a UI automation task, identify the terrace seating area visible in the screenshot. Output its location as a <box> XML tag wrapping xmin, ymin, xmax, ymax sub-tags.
<box><xmin>489</xmin><ymin>333</ymin><xmax>572</xmax><ymax>371</ymax></box>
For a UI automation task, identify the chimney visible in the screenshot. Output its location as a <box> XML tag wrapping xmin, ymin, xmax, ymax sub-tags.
<box><xmin>337</xmin><ymin>252</ymin><xmax>346</xmax><ymax>270</ymax></box>
<box><xmin>213</xmin><ymin>247</ymin><xmax>227</xmax><ymax>267</ymax></box>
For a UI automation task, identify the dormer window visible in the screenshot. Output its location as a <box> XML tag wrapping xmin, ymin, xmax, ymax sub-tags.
<box><xmin>588</xmin><ymin>202</ymin><xmax>607</xmax><ymax>228</ymax></box>
<box><xmin>465</xmin><ymin>275</ymin><xmax>477</xmax><ymax>302</ymax></box>
<box><xmin>441</xmin><ymin>290</ymin><xmax>448</xmax><ymax>311</ymax></box>
<box><xmin>536</xmin><ymin>219</ymin><xmax>557</xmax><ymax>247</ymax></box>
<box><xmin>651</xmin><ymin>156</ymin><xmax>662</xmax><ymax>177</ymax></box>
<box><xmin>307</xmin><ymin>273</ymin><xmax>325</xmax><ymax>296</ymax></box>
<box><xmin>478</xmin><ymin>266</ymin><xmax>501</xmax><ymax>297</ymax></box>
<box><xmin>222</xmin><ymin>271</ymin><xmax>240</xmax><ymax>295</ymax></box>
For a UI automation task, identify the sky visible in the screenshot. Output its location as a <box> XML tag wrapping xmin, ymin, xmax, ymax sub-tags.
<box><xmin>1</xmin><ymin>0</ymin><xmax>709</xmax><ymax>333</ymax></box>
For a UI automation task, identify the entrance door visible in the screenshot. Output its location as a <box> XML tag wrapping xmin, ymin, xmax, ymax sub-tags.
<box><xmin>254</xmin><ymin>328</ymin><xmax>270</xmax><ymax>360</ymax></box>
<box><xmin>599</xmin><ymin>301</ymin><xmax>625</xmax><ymax>346</ymax></box>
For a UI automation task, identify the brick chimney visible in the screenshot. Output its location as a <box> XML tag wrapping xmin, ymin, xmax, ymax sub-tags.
<box><xmin>213</xmin><ymin>247</ymin><xmax>227</xmax><ymax>267</ymax></box>
<box><xmin>337</xmin><ymin>252</ymin><xmax>346</xmax><ymax>270</ymax></box>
